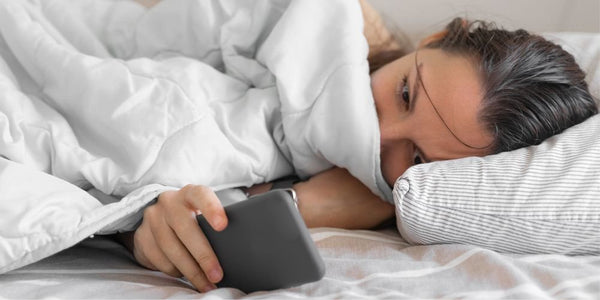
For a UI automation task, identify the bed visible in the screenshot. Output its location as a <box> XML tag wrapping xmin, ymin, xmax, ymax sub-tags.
<box><xmin>2</xmin><ymin>227</ymin><xmax>599</xmax><ymax>299</ymax></box>
<box><xmin>1</xmin><ymin>0</ymin><xmax>599</xmax><ymax>299</ymax></box>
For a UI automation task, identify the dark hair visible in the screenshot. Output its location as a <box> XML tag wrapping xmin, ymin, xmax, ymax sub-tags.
<box><xmin>425</xmin><ymin>18</ymin><xmax>598</xmax><ymax>153</ymax></box>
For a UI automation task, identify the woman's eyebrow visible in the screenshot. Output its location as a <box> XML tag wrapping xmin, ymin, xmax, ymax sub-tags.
<box><xmin>409</xmin><ymin>62</ymin><xmax>424</xmax><ymax>112</ymax></box>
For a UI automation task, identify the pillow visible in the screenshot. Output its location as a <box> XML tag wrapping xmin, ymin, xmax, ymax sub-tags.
<box><xmin>393</xmin><ymin>32</ymin><xmax>600</xmax><ymax>255</ymax></box>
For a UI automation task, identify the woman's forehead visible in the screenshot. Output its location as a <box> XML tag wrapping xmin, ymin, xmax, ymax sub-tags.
<box><xmin>414</xmin><ymin>49</ymin><xmax>493</xmax><ymax>159</ymax></box>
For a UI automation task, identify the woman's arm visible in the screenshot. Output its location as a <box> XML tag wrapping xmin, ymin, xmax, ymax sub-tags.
<box><xmin>247</xmin><ymin>167</ymin><xmax>395</xmax><ymax>229</ymax></box>
<box><xmin>295</xmin><ymin>167</ymin><xmax>395</xmax><ymax>229</ymax></box>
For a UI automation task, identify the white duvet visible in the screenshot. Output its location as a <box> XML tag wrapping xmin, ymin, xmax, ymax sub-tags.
<box><xmin>0</xmin><ymin>0</ymin><xmax>392</xmax><ymax>273</ymax></box>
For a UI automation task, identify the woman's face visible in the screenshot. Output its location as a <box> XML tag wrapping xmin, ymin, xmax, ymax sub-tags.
<box><xmin>371</xmin><ymin>48</ymin><xmax>494</xmax><ymax>186</ymax></box>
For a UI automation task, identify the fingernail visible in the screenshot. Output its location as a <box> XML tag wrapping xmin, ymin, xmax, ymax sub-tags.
<box><xmin>209</xmin><ymin>268</ymin><xmax>222</xmax><ymax>283</ymax></box>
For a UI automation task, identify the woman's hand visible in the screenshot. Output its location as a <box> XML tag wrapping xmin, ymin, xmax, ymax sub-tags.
<box><xmin>359</xmin><ymin>0</ymin><xmax>404</xmax><ymax>59</ymax></box>
<box><xmin>294</xmin><ymin>167</ymin><xmax>395</xmax><ymax>229</ymax></box>
<box><xmin>121</xmin><ymin>168</ymin><xmax>393</xmax><ymax>291</ymax></box>
<box><xmin>126</xmin><ymin>185</ymin><xmax>227</xmax><ymax>292</ymax></box>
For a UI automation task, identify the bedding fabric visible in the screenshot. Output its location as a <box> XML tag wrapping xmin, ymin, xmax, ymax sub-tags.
<box><xmin>2</xmin><ymin>228</ymin><xmax>599</xmax><ymax>299</ymax></box>
<box><xmin>394</xmin><ymin>32</ymin><xmax>600</xmax><ymax>255</ymax></box>
<box><xmin>0</xmin><ymin>0</ymin><xmax>393</xmax><ymax>274</ymax></box>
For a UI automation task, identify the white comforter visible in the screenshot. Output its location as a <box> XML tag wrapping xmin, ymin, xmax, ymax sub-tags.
<box><xmin>0</xmin><ymin>0</ymin><xmax>392</xmax><ymax>273</ymax></box>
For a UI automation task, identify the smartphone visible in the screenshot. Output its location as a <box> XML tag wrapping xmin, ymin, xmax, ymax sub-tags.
<box><xmin>197</xmin><ymin>189</ymin><xmax>326</xmax><ymax>293</ymax></box>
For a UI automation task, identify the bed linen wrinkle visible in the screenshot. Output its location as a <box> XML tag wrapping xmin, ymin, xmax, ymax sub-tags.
<box><xmin>519</xmin><ymin>254</ymin><xmax>600</xmax><ymax>264</ymax></box>
<box><xmin>311</xmin><ymin>230</ymin><xmax>408</xmax><ymax>245</ymax></box>
<box><xmin>2</xmin><ymin>228</ymin><xmax>599</xmax><ymax>299</ymax></box>
<box><xmin>326</xmin><ymin>248</ymin><xmax>485</xmax><ymax>284</ymax></box>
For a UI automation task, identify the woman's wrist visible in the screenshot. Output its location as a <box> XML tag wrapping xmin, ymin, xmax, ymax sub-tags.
<box><xmin>243</xmin><ymin>179</ymin><xmax>311</xmax><ymax>224</ymax></box>
<box><xmin>243</xmin><ymin>182</ymin><xmax>273</xmax><ymax>197</ymax></box>
<box><xmin>244</xmin><ymin>176</ymin><xmax>301</xmax><ymax>197</ymax></box>
<box><xmin>291</xmin><ymin>181</ymin><xmax>314</xmax><ymax>226</ymax></box>
<box><xmin>289</xmin><ymin>168</ymin><xmax>396</xmax><ymax>229</ymax></box>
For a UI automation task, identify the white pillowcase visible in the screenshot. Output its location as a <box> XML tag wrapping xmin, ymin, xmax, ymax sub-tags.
<box><xmin>393</xmin><ymin>32</ymin><xmax>600</xmax><ymax>255</ymax></box>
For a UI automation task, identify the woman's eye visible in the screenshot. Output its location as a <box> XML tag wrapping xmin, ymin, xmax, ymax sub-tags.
<box><xmin>397</xmin><ymin>75</ymin><xmax>410</xmax><ymax>105</ymax></box>
<box><xmin>413</xmin><ymin>155</ymin><xmax>422</xmax><ymax>165</ymax></box>
<box><xmin>401</xmin><ymin>85</ymin><xmax>410</xmax><ymax>103</ymax></box>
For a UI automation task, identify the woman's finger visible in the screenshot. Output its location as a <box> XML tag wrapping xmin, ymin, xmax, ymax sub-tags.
<box><xmin>149</xmin><ymin>208</ymin><xmax>215</xmax><ymax>292</ymax></box>
<box><xmin>173</xmin><ymin>224</ymin><xmax>224</xmax><ymax>285</ymax></box>
<box><xmin>135</xmin><ymin>223</ymin><xmax>182</xmax><ymax>277</ymax></box>
<box><xmin>168</xmin><ymin>185</ymin><xmax>224</xmax><ymax>284</ymax></box>
<box><xmin>182</xmin><ymin>185</ymin><xmax>228</xmax><ymax>231</ymax></box>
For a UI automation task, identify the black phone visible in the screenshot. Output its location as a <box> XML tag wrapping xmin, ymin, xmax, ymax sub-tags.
<box><xmin>197</xmin><ymin>189</ymin><xmax>326</xmax><ymax>293</ymax></box>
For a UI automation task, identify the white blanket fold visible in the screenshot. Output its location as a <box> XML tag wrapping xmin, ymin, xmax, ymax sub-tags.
<box><xmin>0</xmin><ymin>0</ymin><xmax>392</xmax><ymax>273</ymax></box>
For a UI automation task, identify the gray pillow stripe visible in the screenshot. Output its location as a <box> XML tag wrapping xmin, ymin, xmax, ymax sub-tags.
<box><xmin>400</xmin><ymin>197</ymin><xmax>598</xmax><ymax>243</ymax></box>
<box><xmin>398</xmin><ymin>195</ymin><xmax>600</xmax><ymax>254</ymax></box>
<box><xmin>405</xmin><ymin>177</ymin><xmax>600</xmax><ymax>214</ymax></box>
<box><xmin>401</xmin><ymin>216</ymin><xmax>599</xmax><ymax>255</ymax></box>
<box><xmin>401</xmin><ymin>196</ymin><xmax>598</xmax><ymax>241</ymax></box>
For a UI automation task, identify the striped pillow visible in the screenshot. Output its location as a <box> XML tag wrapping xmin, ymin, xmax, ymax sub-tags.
<box><xmin>393</xmin><ymin>32</ymin><xmax>600</xmax><ymax>255</ymax></box>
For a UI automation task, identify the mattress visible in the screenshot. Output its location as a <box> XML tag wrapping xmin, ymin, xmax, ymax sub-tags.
<box><xmin>2</xmin><ymin>228</ymin><xmax>599</xmax><ymax>299</ymax></box>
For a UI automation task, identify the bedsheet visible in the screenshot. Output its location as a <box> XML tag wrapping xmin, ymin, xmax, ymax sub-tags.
<box><xmin>1</xmin><ymin>228</ymin><xmax>599</xmax><ymax>299</ymax></box>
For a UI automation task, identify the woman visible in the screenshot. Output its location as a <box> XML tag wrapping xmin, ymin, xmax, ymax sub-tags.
<box><xmin>121</xmin><ymin>3</ymin><xmax>598</xmax><ymax>293</ymax></box>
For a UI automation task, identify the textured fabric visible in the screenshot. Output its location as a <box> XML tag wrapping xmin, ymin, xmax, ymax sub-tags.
<box><xmin>0</xmin><ymin>0</ymin><xmax>392</xmax><ymax>275</ymax></box>
<box><xmin>394</xmin><ymin>32</ymin><xmax>600</xmax><ymax>254</ymax></box>
<box><xmin>1</xmin><ymin>229</ymin><xmax>599</xmax><ymax>299</ymax></box>
<box><xmin>0</xmin><ymin>0</ymin><xmax>390</xmax><ymax>199</ymax></box>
